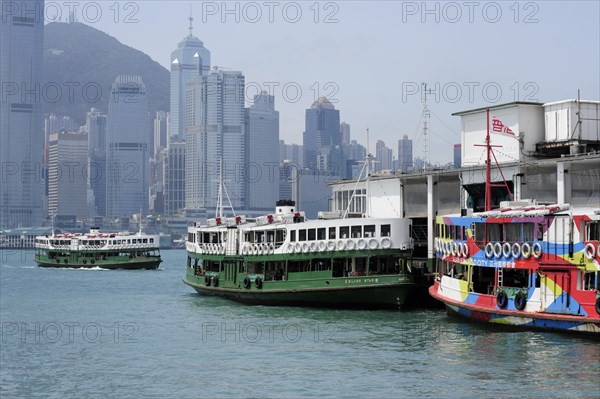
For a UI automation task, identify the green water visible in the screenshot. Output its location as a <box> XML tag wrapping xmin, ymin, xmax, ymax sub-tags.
<box><xmin>1</xmin><ymin>249</ymin><xmax>598</xmax><ymax>398</ymax></box>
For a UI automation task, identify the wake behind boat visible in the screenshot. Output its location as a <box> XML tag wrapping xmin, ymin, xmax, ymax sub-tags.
<box><xmin>35</xmin><ymin>228</ymin><xmax>162</xmax><ymax>270</ymax></box>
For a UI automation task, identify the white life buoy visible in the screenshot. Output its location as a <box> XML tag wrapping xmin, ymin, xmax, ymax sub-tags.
<box><xmin>368</xmin><ymin>238</ymin><xmax>378</xmax><ymax>250</ymax></box>
<box><xmin>302</xmin><ymin>242</ymin><xmax>310</xmax><ymax>253</ymax></box>
<box><xmin>521</xmin><ymin>243</ymin><xmax>531</xmax><ymax>259</ymax></box>
<box><xmin>309</xmin><ymin>242</ymin><xmax>318</xmax><ymax>252</ymax></box>
<box><xmin>532</xmin><ymin>242</ymin><xmax>542</xmax><ymax>259</ymax></box>
<box><xmin>493</xmin><ymin>242</ymin><xmax>503</xmax><ymax>259</ymax></box>
<box><xmin>381</xmin><ymin>237</ymin><xmax>392</xmax><ymax>249</ymax></box>
<box><xmin>485</xmin><ymin>242</ymin><xmax>494</xmax><ymax>258</ymax></box>
<box><xmin>318</xmin><ymin>241</ymin><xmax>327</xmax><ymax>252</ymax></box>
<box><xmin>502</xmin><ymin>242</ymin><xmax>512</xmax><ymax>258</ymax></box>
<box><xmin>287</xmin><ymin>243</ymin><xmax>295</xmax><ymax>254</ymax></box>
<box><xmin>584</xmin><ymin>243</ymin><xmax>596</xmax><ymax>260</ymax></box>
<box><xmin>357</xmin><ymin>239</ymin><xmax>367</xmax><ymax>250</ymax></box>
<box><xmin>511</xmin><ymin>243</ymin><xmax>521</xmax><ymax>259</ymax></box>
<box><xmin>327</xmin><ymin>240</ymin><xmax>336</xmax><ymax>251</ymax></box>
<box><xmin>336</xmin><ymin>240</ymin><xmax>346</xmax><ymax>251</ymax></box>
<box><xmin>346</xmin><ymin>240</ymin><xmax>356</xmax><ymax>251</ymax></box>
<box><xmin>295</xmin><ymin>243</ymin><xmax>302</xmax><ymax>253</ymax></box>
<box><xmin>462</xmin><ymin>243</ymin><xmax>469</xmax><ymax>258</ymax></box>
<box><xmin>268</xmin><ymin>243</ymin><xmax>275</xmax><ymax>253</ymax></box>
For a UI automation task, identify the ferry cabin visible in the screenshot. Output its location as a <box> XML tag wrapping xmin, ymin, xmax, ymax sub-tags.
<box><xmin>186</xmin><ymin>215</ymin><xmax>414</xmax><ymax>289</ymax></box>
<box><xmin>35</xmin><ymin>234</ymin><xmax>161</xmax><ymax>266</ymax></box>
<box><xmin>434</xmin><ymin>208</ymin><xmax>600</xmax><ymax>317</ymax></box>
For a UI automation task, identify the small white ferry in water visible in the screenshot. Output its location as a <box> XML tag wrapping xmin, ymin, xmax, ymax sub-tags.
<box><xmin>35</xmin><ymin>228</ymin><xmax>162</xmax><ymax>270</ymax></box>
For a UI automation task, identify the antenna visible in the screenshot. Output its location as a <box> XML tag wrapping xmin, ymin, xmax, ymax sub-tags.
<box><xmin>422</xmin><ymin>83</ymin><xmax>431</xmax><ymax>171</ymax></box>
<box><xmin>215</xmin><ymin>158</ymin><xmax>236</xmax><ymax>218</ymax></box>
<box><xmin>188</xmin><ymin>5</ymin><xmax>194</xmax><ymax>37</ymax></box>
<box><xmin>343</xmin><ymin>128</ymin><xmax>373</xmax><ymax>218</ymax></box>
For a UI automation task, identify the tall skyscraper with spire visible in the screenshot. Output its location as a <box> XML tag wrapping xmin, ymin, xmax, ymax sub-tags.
<box><xmin>0</xmin><ymin>0</ymin><xmax>45</xmax><ymax>228</ymax></box>
<box><xmin>170</xmin><ymin>14</ymin><xmax>211</xmax><ymax>141</ymax></box>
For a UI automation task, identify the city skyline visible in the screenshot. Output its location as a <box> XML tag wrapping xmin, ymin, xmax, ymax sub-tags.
<box><xmin>63</xmin><ymin>1</ymin><xmax>599</xmax><ymax>165</ymax></box>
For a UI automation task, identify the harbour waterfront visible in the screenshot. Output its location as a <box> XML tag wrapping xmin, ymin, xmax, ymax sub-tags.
<box><xmin>1</xmin><ymin>250</ymin><xmax>599</xmax><ymax>398</ymax></box>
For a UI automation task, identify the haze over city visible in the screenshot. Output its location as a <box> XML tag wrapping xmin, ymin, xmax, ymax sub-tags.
<box><xmin>39</xmin><ymin>0</ymin><xmax>600</xmax><ymax>164</ymax></box>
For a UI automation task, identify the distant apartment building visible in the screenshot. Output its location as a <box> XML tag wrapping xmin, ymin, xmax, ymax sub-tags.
<box><xmin>340</xmin><ymin>122</ymin><xmax>351</xmax><ymax>144</ymax></box>
<box><xmin>47</xmin><ymin>132</ymin><xmax>88</xmax><ymax>218</ymax></box>
<box><xmin>106</xmin><ymin>75</ymin><xmax>150</xmax><ymax>217</ymax></box>
<box><xmin>164</xmin><ymin>141</ymin><xmax>186</xmax><ymax>215</ymax></box>
<box><xmin>375</xmin><ymin>140</ymin><xmax>393</xmax><ymax>171</ymax></box>
<box><xmin>397</xmin><ymin>135</ymin><xmax>413</xmax><ymax>173</ymax></box>
<box><xmin>245</xmin><ymin>91</ymin><xmax>280</xmax><ymax>211</ymax></box>
<box><xmin>86</xmin><ymin>108</ymin><xmax>108</xmax><ymax>216</ymax></box>
<box><xmin>0</xmin><ymin>0</ymin><xmax>44</xmax><ymax>228</ymax></box>
<box><xmin>185</xmin><ymin>69</ymin><xmax>245</xmax><ymax>215</ymax></box>
<box><xmin>303</xmin><ymin>97</ymin><xmax>341</xmax><ymax>170</ymax></box>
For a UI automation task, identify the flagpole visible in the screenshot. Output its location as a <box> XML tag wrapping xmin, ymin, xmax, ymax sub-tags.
<box><xmin>485</xmin><ymin>108</ymin><xmax>491</xmax><ymax>212</ymax></box>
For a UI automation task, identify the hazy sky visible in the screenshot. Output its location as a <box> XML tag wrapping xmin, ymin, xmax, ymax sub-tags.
<box><xmin>52</xmin><ymin>1</ymin><xmax>600</xmax><ymax>164</ymax></box>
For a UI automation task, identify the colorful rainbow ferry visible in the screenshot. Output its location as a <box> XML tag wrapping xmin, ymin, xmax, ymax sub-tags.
<box><xmin>429</xmin><ymin>110</ymin><xmax>600</xmax><ymax>334</ymax></box>
<box><xmin>183</xmin><ymin>200</ymin><xmax>415</xmax><ymax>309</ymax></box>
<box><xmin>35</xmin><ymin>228</ymin><xmax>162</xmax><ymax>270</ymax></box>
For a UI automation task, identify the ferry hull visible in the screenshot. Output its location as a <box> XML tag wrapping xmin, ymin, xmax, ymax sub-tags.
<box><xmin>429</xmin><ymin>283</ymin><xmax>600</xmax><ymax>335</ymax></box>
<box><xmin>184</xmin><ymin>276</ymin><xmax>413</xmax><ymax>309</ymax></box>
<box><xmin>36</xmin><ymin>258</ymin><xmax>161</xmax><ymax>270</ymax></box>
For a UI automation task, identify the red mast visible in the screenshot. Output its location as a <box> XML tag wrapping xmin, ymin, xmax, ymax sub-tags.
<box><xmin>475</xmin><ymin>108</ymin><xmax>513</xmax><ymax>211</ymax></box>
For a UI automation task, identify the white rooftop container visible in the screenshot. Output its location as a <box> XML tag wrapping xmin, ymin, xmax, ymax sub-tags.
<box><xmin>543</xmin><ymin>100</ymin><xmax>600</xmax><ymax>142</ymax></box>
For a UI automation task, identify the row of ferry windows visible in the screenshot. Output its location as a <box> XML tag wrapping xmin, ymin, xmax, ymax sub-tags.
<box><xmin>290</xmin><ymin>224</ymin><xmax>390</xmax><ymax>242</ymax></box>
<box><xmin>439</xmin><ymin>223</ymin><xmax>538</xmax><ymax>242</ymax></box>
<box><xmin>43</xmin><ymin>238</ymin><xmax>153</xmax><ymax>245</ymax></box>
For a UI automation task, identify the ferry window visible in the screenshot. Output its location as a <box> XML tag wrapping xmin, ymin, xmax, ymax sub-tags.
<box><xmin>267</xmin><ymin>230</ymin><xmax>275</xmax><ymax>243</ymax></box>
<box><xmin>582</xmin><ymin>271</ymin><xmax>597</xmax><ymax>290</ymax></box>
<box><xmin>487</xmin><ymin>224</ymin><xmax>502</xmax><ymax>242</ymax></box>
<box><xmin>474</xmin><ymin>223</ymin><xmax>485</xmax><ymax>242</ymax></box>
<box><xmin>308</xmin><ymin>229</ymin><xmax>316</xmax><ymax>241</ymax></box>
<box><xmin>586</xmin><ymin>221</ymin><xmax>600</xmax><ymax>241</ymax></box>
<box><xmin>537</xmin><ymin>223</ymin><xmax>544</xmax><ymax>240</ymax></box>
<box><xmin>150</xmin><ymin>238</ymin><xmax>154</xmax><ymax>243</ymax></box>
<box><xmin>381</xmin><ymin>224</ymin><xmax>391</xmax><ymax>237</ymax></box>
<box><xmin>317</xmin><ymin>228</ymin><xmax>326</xmax><ymax>240</ymax></box>
<box><xmin>143</xmin><ymin>239</ymin><xmax>147</xmax><ymax>243</ymax></box>
<box><xmin>351</xmin><ymin>226</ymin><xmax>362</xmax><ymax>238</ymax></box>
<box><xmin>328</xmin><ymin>227</ymin><xmax>336</xmax><ymax>239</ymax></box>
<box><xmin>290</xmin><ymin>230</ymin><xmax>296</xmax><ymax>242</ymax></box>
<box><xmin>276</xmin><ymin>230</ymin><xmax>285</xmax><ymax>243</ymax></box>
<box><xmin>523</xmin><ymin>223</ymin><xmax>534</xmax><ymax>242</ymax></box>
<box><xmin>203</xmin><ymin>233</ymin><xmax>210</xmax><ymax>243</ymax></box>
<box><xmin>340</xmin><ymin>226</ymin><xmax>349</xmax><ymax>239</ymax></box>
<box><xmin>299</xmin><ymin>230</ymin><xmax>307</xmax><ymax>241</ymax></box>
<box><xmin>505</xmin><ymin>223</ymin><xmax>521</xmax><ymax>242</ymax></box>
<box><xmin>364</xmin><ymin>225</ymin><xmax>375</xmax><ymax>238</ymax></box>
<box><xmin>256</xmin><ymin>231</ymin><xmax>265</xmax><ymax>243</ymax></box>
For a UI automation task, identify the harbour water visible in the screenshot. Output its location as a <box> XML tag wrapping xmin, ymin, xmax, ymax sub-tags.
<box><xmin>1</xmin><ymin>250</ymin><xmax>598</xmax><ymax>398</ymax></box>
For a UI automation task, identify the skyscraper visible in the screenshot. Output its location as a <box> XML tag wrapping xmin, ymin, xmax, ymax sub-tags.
<box><xmin>245</xmin><ymin>91</ymin><xmax>280</xmax><ymax>211</ymax></box>
<box><xmin>454</xmin><ymin>144</ymin><xmax>462</xmax><ymax>167</ymax></box>
<box><xmin>47</xmin><ymin>132</ymin><xmax>88</xmax><ymax>218</ymax></box>
<box><xmin>106</xmin><ymin>75</ymin><xmax>150</xmax><ymax>217</ymax></box>
<box><xmin>185</xmin><ymin>69</ymin><xmax>245</xmax><ymax>215</ymax></box>
<box><xmin>153</xmin><ymin>111</ymin><xmax>169</xmax><ymax>158</ymax></box>
<box><xmin>397</xmin><ymin>135</ymin><xmax>413</xmax><ymax>173</ymax></box>
<box><xmin>0</xmin><ymin>0</ymin><xmax>44</xmax><ymax>228</ymax></box>
<box><xmin>375</xmin><ymin>140</ymin><xmax>393</xmax><ymax>171</ymax></box>
<box><xmin>86</xmin><ymin>108</ymin><xmax>108</xmax><ymax>216</ymax></box>
<box><xmin>340</xmin><ymin>122</ymin><xmax>351</xmax><ymax>144</ymax></box>
<box><xmin>170</xmin><ymin>17</ymin><xmax>211</xmax><ymax>141</ymax></box>
<box><xmin>303</xmin><ymin>97</ymin><xmax>341</xmax><ymax>170</ymax></box>
<box><xmin>163</xmin><ymin>141</ymin><xmax>186</xmax><ymax>215</ymax></box>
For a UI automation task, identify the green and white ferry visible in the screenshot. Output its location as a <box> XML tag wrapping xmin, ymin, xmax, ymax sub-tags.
<box><xmin>183</xmin><ymin>200</ymin><xmax>415</xmax><ymax>309</ymax></box>
<box><xmin>35</xmin><ymin>228</ymin><xmax>162</xmax><ymax>270</ymax></box>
